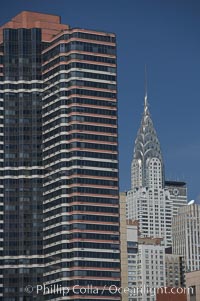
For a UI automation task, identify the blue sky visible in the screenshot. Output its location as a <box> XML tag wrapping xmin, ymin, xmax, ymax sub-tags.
<box><xmin>0</xmin><ymin>0</ymin><xmax>200</xmax><ymax>201</ymax></box>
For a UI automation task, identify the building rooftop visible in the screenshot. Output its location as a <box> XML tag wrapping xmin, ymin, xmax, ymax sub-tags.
<box><xmin>138</xmin><ymin>237</ymin><xmax>163</xmax><ymax>245</ymax></box>
<box><xmin>0</xmin><ymin>11</ymin><xmax>69</xmax><ymax>42</ymax></box>
<box><xmin>165</xmin><ymin>180</ymin><xmax>186</xmax><ymax>187</ymax></box>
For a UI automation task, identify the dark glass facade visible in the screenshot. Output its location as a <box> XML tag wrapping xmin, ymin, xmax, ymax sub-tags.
<box><xmin>1</xmin><ymin>28</ymin><xmax>43</xmax><ymax>300</ymax></box>
<box><xmin>0</xmin><ymin>11</ymin><xmax>120</xmax><ymax>301</ymax></box>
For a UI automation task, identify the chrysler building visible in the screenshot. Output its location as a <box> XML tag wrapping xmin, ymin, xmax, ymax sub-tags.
<box><xmin>126</xmin><ymin>91</ymin><xmax>172</xmax><ymax>246</ymax></box>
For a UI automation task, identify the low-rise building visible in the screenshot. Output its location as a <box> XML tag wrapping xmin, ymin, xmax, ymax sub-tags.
<box><xmin>165</xmin><ymin>247</ymin><xmax>185</xmax><ymax>287</ymax></box>
<box><xmin>127</xmin><ymin>220</ymin><xmax>138</xmax><ymax>301</ymax></box>
<box><xmin>137</xmin><ymin>237</ymin><xmax>166</xmax><ymax>301</ymax></box>
<box><xmin>120</xmin><ymin>192</ymin><xmax>129</xmax><ymax>301</ymax></box>
<box><xmin>186</xmin><ymin>270</ymin><xmax>200</xmax><ymax>301</ymax></box>
<box><xmin>156</xmin><ymin>287</ymin><xmax>187</xmax><ymax>301</ymax></box>
<box><xmin>125</xmin><ymin>220</ymin><xmax>166</xmax><ymax>301</ymax></box>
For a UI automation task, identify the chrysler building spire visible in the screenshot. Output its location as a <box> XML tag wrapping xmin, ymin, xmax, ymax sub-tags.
<box><xmin>144</xmin><ymin>64</ymin><xmax>148</xmax><ymax>108</ymax></box>
<box><xmin>131</xmin><ymin>76</ymin><xmax>164</xmax><ymax>189</ymax></box>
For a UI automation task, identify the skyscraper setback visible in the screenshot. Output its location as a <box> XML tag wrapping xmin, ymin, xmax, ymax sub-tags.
<box><xmin>0</xmin><ymin>11</ymin><xmax>120</xmax><ymax>300</ymax></box>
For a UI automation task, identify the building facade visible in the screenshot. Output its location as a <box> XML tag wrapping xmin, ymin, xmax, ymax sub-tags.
<box><xmin>126</xmin><ymin>93</ymin><xmax>172</xmax><ymax>246</ymax></box>
<box><xmin>120</xmin><ymin>192</ymin><xmax>129</xmax><ymax>301</ymax></box>
<box><xmin>126</xmin><ymin>220</ymin><xmax>138</xmax><ymax>301</ymax></box>
<box><xmin>186</xmin><ymin>270</ymin><xmax>200</xmax><ymax>301</ymax></box>
<box><xmin>165</xmin><ymin>248</ymin><xmax>185</xmax><ymax>288</ymax></box>
<box><xmin>0</xmin><ymin>11</ymin><xmax>120</xmax><ymax>301</ymax></box>
<box><xmin>156</xmin><ymin>287</ymin><xmax>187</xmax><ymax>301</ymax></box>
<box><xmin>137</xmin><ymin>237</ymin><xmax>166</xmax><ymax>301</ymax></box>
<box><xmin>172</xmin><ymin>203</ymin><xmax>200</xmax><ymax>273</ymax></box>
<box><xmin>125</xmin><ymin>221</ymin><xmax>165</xmax><ymax>301</ymax></box>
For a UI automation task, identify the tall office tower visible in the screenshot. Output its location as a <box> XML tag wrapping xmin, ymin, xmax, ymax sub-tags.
<box><xmin>172</xmin><ymin>202</ymin><xmax>200</xmax><ymax>273</ymax></box>
<box><xmin>165</xmin><ymin>181</ymin><xmax>188</xmax><ymax>216</ymax></box>
<box><xmin>126</xmin><ymin>92</ymin><xmax>172</xmax><ymax>246</ymax></box>
<box><xmin>0</xmin><ymin>11</ymin><xmax>120</xmax><ymax>300</ymax></box>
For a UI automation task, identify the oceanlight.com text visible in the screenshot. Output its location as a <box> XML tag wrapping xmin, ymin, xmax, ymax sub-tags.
<box><xmin>24</xmin><ymin>284</ymin><xmax>193</xmax><ymax>297</ymax></box>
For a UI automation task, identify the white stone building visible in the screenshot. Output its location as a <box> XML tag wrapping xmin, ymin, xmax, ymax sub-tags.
<box><xmin>172</xmin><ymin>202</ymin><xmax>200</xmax><ymax>272</ymax></box>
<box><xmin>137</xmin><ymin>238</ymin><xmax>166</xmax><ymax>301</ymax></box>
<box><xmin>126</xmin><ymin>222</ymin><xmax>165</xmax><ymax>301</ymax></box>
<box><xmin>126</xmin><ymin>93</ymin><xmax>172</xmax><ymax>246</ymax></box>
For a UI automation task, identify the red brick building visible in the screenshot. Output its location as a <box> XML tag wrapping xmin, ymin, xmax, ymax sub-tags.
<box><xmin>156</xmin><ymin>287</ymin><xmax>187</xmax><ymax>301</ymax></box>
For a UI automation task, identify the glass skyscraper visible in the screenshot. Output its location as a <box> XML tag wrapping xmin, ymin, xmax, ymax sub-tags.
<box><xmin>0</xmin><ymin>11</ymin><xmax>120</xmax><ymax>301</ymax></box>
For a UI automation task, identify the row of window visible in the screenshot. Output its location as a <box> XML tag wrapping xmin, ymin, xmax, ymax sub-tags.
<box><xmin>1</xmin><ymin>82</ymin><xmax>42</xmax><ymax>90</ymax></box>
<box><xmin>44</xmin><ymin>232</ymin><xmax>119</xmax><ymax>245</ymax></box>
<box><xmin>44</xmin><ymin>169</ymin><xmax>118</xmax><ymax>184</ymax></box>
<box><xmin>43</xmin><ymin>150</ymin><xmax>117</xmax><ymax>165</ymax></box>
<box><xmin>43</xmin><ymin>70</ymin><xmax>116</xmax><ymax>83</ymax></box>
<box><xmin>4</xmin><ymin>28</ymin><xmax>41</xmax><ymax>40</ymax></box>
<box><xmin>45</xmin><ymin>270</ymin><xmax>120</xmax><ymax>282</ymax></box>
<box><xmin>45</xmin><ymin>79</ymin><xmax>116</xmax><ymax>91</ymax></box>
<box><xmin>3</xmin><ymin>178</ymin><xmax>41</xmax><ymax>185</ymax></box>
<box><xmin>44</xmin><ymin>222</ymin><xmax>119</xmax><ymax>237</ymax></box>
<box><xmin>43</xmin><ymin>97</ymin><xmax>116</xmax><ymax>114</ymax></box>
<box><xmin>55</xmin><ymin>31</ymin><xmax>116</xmax><ymax>43</ymax></box>
<box><xmin>43</xmin><ymin>125</ymin><xmax>117</xmax><ymax>142</ymax></box>
<box><xmin>44</xmin><ymin>115</ymin><xmax>113</xmax><ymax>131</ymax></box>
<box><xmin>4</xmin><ymin>118</ymin><xmax>41</xmax><ymax>124</ymax></box>
<box><xmin>44</xmin><ymin>133</ymin><xmax>117</xmax><ymax>148</ymax></box>
<box><xmin>40</xmin><ymin>278</ymin><xmax>120</xmax><ymax>289</ymax></box>
<box><xmin>44</xmin><ymin>203</ymin><xmax>118</xmax><ymax>216</ymax></box>
<box><xmin>44</xmin><ymin>241</ymin><xmax>119</xmax><ymax>254</ymax></box>
<box><xmin>43</xmin><ymin>62</ymin><xmax>116</xmax><ymax>78</ymax></box>
<box><xmin>43</xmin><ymin>141</ymin><xmax>117</xmax><ymax>157</ymax></box>
<box><xmin>0</xmin><ymin>169</ymin><xmax>43</xmax><ymax>176</ymax></box>
<box><xmin>43</xmin><ymin>106</ymin><xmax>116</xmax><ymax>123</ymax></box>
<box><xmin>5</xmin><ymin>109</ymin><xmax>40</xmax><ymax>116</ymax></box>
<box><xmin>2</xmin><ymin>258</ymin><xmax>43</xmax><ymax>265</ymax></box>
<box><xmin>43</xmin><ymin>196</ymin><xmax>118</xmax><ymax>211</ymax></box>
<box><xmin>44</xmin><ymin>178</ymin><xmax>118</xmax><ymax>191</ymax></box>
<box><xmin>44</xmin><ymin>91</ymin><xmax>116</xmax><ymax>108</ymax></box>
<box><xmin>43</xmin><ymin>41</ymin><xmax>115</xmax><ymax>62</ymax></box>
<box><xmin>46</xmin><ymin>37</ymin><xmax>114</xmax><ymax>59</ymax></box>
<box><xmin>44</xmin><ymin>214</ymin><xmax>119</xmax><ymax>228</ymax></box>
<box><xmin>45</xmin><ymin>260</ymin><xmax>119</xmax><ymax>270</ymax></box>
<box><xmin>43</xmin><ymin>53</ymin><xmax>115</xmax><ymax>71</ymax></box>
<box><xmin>4</xmin><ymin>91</ymin><xmax>41</xmax><ymax>100</ymax></box>
<box><xmin>44</xmin><ymin>185</ymin><xmax>118</xmax><ymax>199</ymax></box>
<box><xmin>43</xmin><ymin>160</ymin><xmax>117</xmax><ymax>173</ymax></box>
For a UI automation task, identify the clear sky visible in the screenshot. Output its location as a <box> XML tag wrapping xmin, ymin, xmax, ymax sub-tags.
<box><xmin>0</xmin><ymin>0</ymin><xmax>200</xmax><ymax>201</ymax></box>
